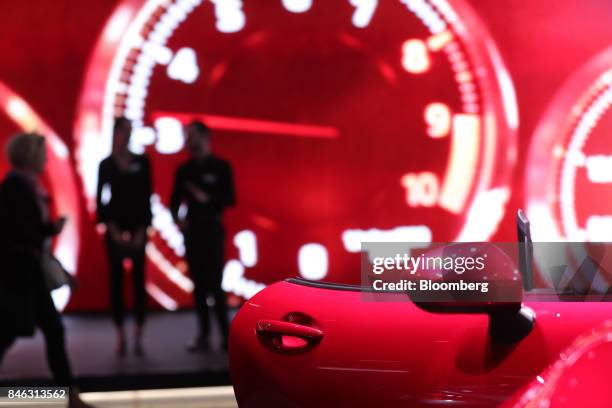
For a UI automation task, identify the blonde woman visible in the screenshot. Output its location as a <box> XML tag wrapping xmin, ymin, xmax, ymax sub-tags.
<box><xmin>0</xmin><ymin>132</ymin><xmax>93</xmax><ymax>408</ymax></box>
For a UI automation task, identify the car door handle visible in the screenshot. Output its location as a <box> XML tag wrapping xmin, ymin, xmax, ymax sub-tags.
<box><xmin>256</xmin><ymin>319</ymin><xmax>324</xmax><ymax>350</ymax></box>
<box><xmin>256</xmin><ymin>319</ymin><xmax>324</xmax><ymax>339</ymax></box>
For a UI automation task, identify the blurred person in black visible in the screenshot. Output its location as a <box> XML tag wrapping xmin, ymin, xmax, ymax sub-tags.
<box><xmin>170</xmin><ymin>120</ymin><xmax>235</xmax><ymax>352</ymax></box>
<box><xmin>96</xmin><ymin>117</ymin><xmax>152</xmax><ymax>356</ymax></box>
<box><xmin>0</xmin><ymin>132</ymin><xmax>94</xmax><ymax>408</ymax></box>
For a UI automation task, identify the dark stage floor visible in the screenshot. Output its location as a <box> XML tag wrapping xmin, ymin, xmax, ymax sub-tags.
<box><xmin>0</xmin><ymin>310</ymin><xmax>232</xmax><ymax>391</ymax></box>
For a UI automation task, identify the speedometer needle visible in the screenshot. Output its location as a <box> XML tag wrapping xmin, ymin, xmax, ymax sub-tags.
<box><xmin>152</xmin><ymin>112</ymin><xmax>340</xmax><ymax>139</ymax></box>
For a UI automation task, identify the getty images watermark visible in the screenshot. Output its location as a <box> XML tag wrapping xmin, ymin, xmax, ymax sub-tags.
<box><xmin>361</xmin><ymin>241</ymin><xmax>612</xmax><ymax>303</ymax></box>
<box><xmin>370</xmin><ymin>250</ymin><xmax>489</xmax><ymax>293</ymax></box>
<box><xmin>360</xmin><ymin>242</ymin><xmax>523</xmax><ymax>303</ymax></box>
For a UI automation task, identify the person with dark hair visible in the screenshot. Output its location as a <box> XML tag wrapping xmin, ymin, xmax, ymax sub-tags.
<box><xmin>96</xmin><ymin>117</ymin><xmax>152</xmax><ymax>356</ymax></box>
<box><xmin>170</xmin><ymin>120</ymin><xmax>236</xmax><ymax>352</ymax></box>
<box><xmin>0</xmin><ymin>133</ymin><xmax>94</xmax><ymax>408</ymax></box>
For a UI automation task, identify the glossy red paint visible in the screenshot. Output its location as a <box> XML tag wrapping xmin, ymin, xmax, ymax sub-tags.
<box><xmin>229</xmin><ymin>280</ymin><xmax>612</xmax><ymax>407</ymax></box>
<box><xmin>502</xmin><ymin>322</ymin><xmax>612</xmax><ymax>408</ymax></box>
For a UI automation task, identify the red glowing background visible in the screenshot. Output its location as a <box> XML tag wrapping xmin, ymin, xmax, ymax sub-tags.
<box><xmin>0</xmin><ymin>0</ymin><xmax>611</xmax><ymax>311</ymax></box>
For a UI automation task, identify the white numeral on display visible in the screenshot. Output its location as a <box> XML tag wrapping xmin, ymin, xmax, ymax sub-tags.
<box><xmin>424</xmin><ymin>102</ymin><xmax>451</xmax><ymax>138</ymax></box>
<box><xmin>281</xmin><ymin>0</ymin><xmax>312</xmax><ymax>13</ymax></box>
<box><xmin>401</xmin><ymin>172</ymin><xmax>439</xmax><ymax>207</ymax></box>
<box><xmin>154</xmin><ymin>117</ymin><xmax>185</xmax><ymax>154</ymax></box>
<box><xmin>167</xmin><ymin>47</ymin><xmax>200</xmax><ymax>84</ymax></box>
<box><xmin>401</xmin><ymin>39</ymin><xmax>430</xmax><ymax>74</ymax></box>
<box><xmin>298</xmin><ymin>243</ymin><xmax>328</xmax><ymax>280</ymax></box>
<box><xmin>234</xmin><ymin>230</ymin><xmax>258</xmax><ymax>268</ymax></box>
<box><xmin>349</xmin><ymin>0</ymin><xmax>378</xmax><ymax>28</ymax></box>
<box><xmin>211</xmin><ymin>0</ymin><xmax>246</xmax><ymax>33</ymax></box>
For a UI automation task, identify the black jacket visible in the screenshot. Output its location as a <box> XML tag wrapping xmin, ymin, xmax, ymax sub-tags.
<box><xmin>170</xmin><ymin>155</ymin><xmax>236</xmax><ymax>228</ymax></box>
<box><xmin>0</xmin><ymin>171</ymin><xmax>56</xmax><ymax>336</ymax></box>
<box><xmin>96</xmin><ymin>154</ymin><xmax>153</xmax><ymax>231</ymax></box>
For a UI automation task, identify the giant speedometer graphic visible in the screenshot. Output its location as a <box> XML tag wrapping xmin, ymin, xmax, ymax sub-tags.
<box><xmin>76</xmin><ymin>0</ymin><xmax>517</xmax><ymax>307</ymax></box>
<box><xmin>526</xmin><ymin>46</ymin><xmax>612</xmax><ymax>242</ymax></box>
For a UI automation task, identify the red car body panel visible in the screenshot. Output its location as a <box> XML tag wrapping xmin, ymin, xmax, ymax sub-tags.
<box><xmin>502</xmin><ymin>322</ymin><xmax>612</xmax><ymax>408</ymax></box>
<box><xmin>229</xmin><ymin>280</ymin><xmax>612</xmax><ymax>407</ymax></box>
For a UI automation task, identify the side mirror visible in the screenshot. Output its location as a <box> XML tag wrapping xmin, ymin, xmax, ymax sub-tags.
<box><xmin>412</xmin><ymin>238</ymin><xmax>534</xmax><ymax>343</ymax></box>
<box><xmin>411</xmin><ymin>242</ymin><xmax>524</xmax><ymax>304</ymax></box>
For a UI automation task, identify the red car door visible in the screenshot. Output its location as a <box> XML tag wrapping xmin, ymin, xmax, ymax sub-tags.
<box><xmin>230</xmin><ymin>277</ymin><xmax>612</xmax><ymax>407</ymax></box>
